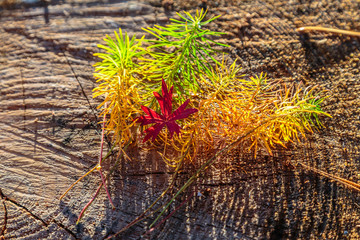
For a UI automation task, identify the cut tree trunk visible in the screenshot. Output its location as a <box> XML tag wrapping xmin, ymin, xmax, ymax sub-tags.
<box><xmin>1</xmin><ymin>0</ymin><xmax>360</xmax><ymax>239</ymax></box>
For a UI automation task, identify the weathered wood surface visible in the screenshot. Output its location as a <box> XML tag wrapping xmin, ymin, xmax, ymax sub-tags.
<box><xmin>1</xmin><ymin>0</ymin><xmax>360</xmax><ymax>239</ymax></box>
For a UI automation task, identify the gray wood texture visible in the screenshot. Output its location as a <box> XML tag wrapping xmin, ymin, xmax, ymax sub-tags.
<box><xmin>1</xmin><ymin>0</ymin><xmax>360</xmax><ymax>239</ymax></box>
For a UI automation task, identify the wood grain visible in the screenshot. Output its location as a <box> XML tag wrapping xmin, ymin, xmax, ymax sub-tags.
<box><xmin>1</xmin><ymin>0</ymin><xmax>360</xmax><ymax>239</ymax></box>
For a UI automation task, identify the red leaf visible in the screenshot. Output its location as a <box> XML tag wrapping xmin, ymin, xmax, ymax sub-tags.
<box><xmin>143</xmin><ymin>123</ymin><xmax>166</xmax><ymax>142</ymax></box>
<box><xmin>137</xmin><ymin>79</ymin><xmax>198</xmax><ymax>142</ymax></box>
<box><xmin>165</xmin><ymin>121</ymin><xmax>181</xmax><ymax>138</ymax></box>
<box><xmin>169</xmin><ymin>99</ymin><xmax>198</xmax><ymax>121</ymax></box>
<box><xmin>154</xmin><ymin>79</ymin><xmax>173</xmax><ymax>116</ymax></box>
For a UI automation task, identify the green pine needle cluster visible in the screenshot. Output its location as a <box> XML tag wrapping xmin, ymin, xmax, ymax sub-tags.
<box><xmin>140</xmin><ymin>9</ymin><xmax>229</xmax><ymax>102</ymax></box>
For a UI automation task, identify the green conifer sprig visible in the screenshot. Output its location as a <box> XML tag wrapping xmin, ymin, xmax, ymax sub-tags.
<box><xmin>140</xmin><ymin>9</ymin><xmax>229</xmax><ymax>103</ymax></box>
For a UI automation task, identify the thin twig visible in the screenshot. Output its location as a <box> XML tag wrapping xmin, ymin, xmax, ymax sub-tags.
<box><xmin>296</xmin><ymin>26</ymin><xmax>360</xmax><ymax>37</ymax></box>
<box><xmin>143</xmin><ymin>191</ymin><xmax>195</xmax><ymax>236</ymax></box>
<box><xmin>98</xmin><ymin>170</ymin><xmax>114</xmax><ymax>209</ymax></box>
<box><xmin>299</xmin><ymin>163</ymin><xmax>360</xmax><ymax>192</ymax></box>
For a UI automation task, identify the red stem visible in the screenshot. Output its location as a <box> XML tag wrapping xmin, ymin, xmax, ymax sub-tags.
<box><xmin>77</xmin><ymin>142</ymin><xmax>130</xmax><ymax>224</ymax></box>
<box><xmin>77</xmin><ymin>104</ymin><xmax>115</xmax><ymax>223</ymax></box>
<box><xmin>76</xmin><ymin>182</ymin><xmax>103</xmax><ymax>224</ymax></box>
<box><xmin>98</xmin><ymin>103</ymin><xmax>115</xmax><ymax>209</ymax></box>
<box><xmin>98</xmin><ymin>168</ymin><xmax>115</xmax><ymax>209</ymax></box>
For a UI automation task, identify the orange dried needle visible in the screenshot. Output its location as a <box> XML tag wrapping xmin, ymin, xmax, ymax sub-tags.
<box><xmin>296</xmin><ymin>26</ymin><xmax>360</xmax><ymax>37</ymax></box>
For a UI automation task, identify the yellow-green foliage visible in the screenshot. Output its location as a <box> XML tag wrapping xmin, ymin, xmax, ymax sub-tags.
<box><xmin>93</xmin><ymin>29</ymin><xmax>145</xmax><ymax>145</ymax></box>
<box><xmin>92</xmin><ymin>10</ymin><xmax>331</xmax><ymax>166</ymax></box>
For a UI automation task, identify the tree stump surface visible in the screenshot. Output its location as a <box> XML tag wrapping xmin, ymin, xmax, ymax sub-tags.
<box><xmin>1</xmin><ymin>0</ymin><xmax>360</xmax><ymax>239</ymax></box>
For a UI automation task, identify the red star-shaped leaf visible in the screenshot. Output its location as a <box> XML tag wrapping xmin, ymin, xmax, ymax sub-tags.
<box><xmin>137</xmin><ymin>79</ymin><xmax>198</xmax><ymax>142</ymax></box>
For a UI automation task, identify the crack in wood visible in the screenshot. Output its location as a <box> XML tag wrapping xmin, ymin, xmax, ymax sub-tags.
<box><xmin>0</xmin><ymin>1</ymin><xmax>359</xmax><ymax>239</ymax></box>
<box><xmin>60</xmin><ymin>49</ymin><xmax>100</xmax><ymax>128</ymax></box>
<box><xmin>0</xmin><ymin>121</ymin><xmax>98</xmax><ymax>163</ymax></box>
<box><xmin>52</xmin><ymin>220</ymin><xmax>79</xmax><ymax>240</ymax></box>
<box><xmin>3</xmin><ymin>25</ymin><xmax>102</xmax><ymax>133</ymax></box>
<box><xmin>52</xmin><ymin>41</ymin><xmax>117</xmax><ymax>149</ymax></box>
<box><xmin>0</xmin><ymin>188</ymin><xmax>47</xmax><ymax>227</ymax></box>
<box><xmin>0</xmin><ymin>190</ymin><xmax>8</xmax><ymax>238</ymax></box>
<box><xmin>3</xmin><ymin>25</ymin><xmax>101</xmax><ymax>134</ymax></box>
<box><xmin>58</xmin><ymin>48</ymin><xmax>116</xmax><ymax>150</ymax></box>
<box><xmin>0</xmin><ymin>188</ymin><xmax>78</xmax><ymax>239</ymax></box>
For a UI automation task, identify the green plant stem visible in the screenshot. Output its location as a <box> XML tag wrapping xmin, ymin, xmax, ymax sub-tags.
<box><xmin>144</xmin><ymin>191</ymin><xmax>195</xmax><ymax>236</ymax></box>
<box><xmin>108</xmin><ymin>110</ymin><xmax>324</xmax><ymax>235</ymax></box>
<box><xmin>168</xmin><ymin>31</ymin><xmax>195</xmax><ymax>83</ymax></box>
